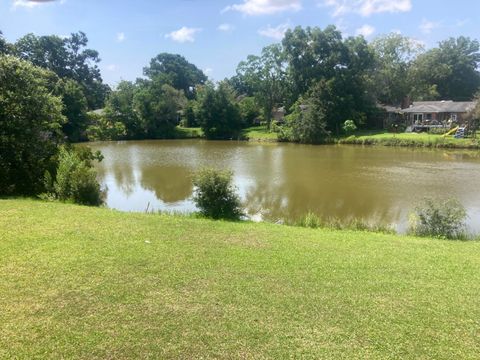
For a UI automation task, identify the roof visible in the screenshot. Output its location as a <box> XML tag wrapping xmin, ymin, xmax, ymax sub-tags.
<box><xmin>401</xmin><ymin>101</ymin><xmax>476</xmax><ymax>114</ymax></box>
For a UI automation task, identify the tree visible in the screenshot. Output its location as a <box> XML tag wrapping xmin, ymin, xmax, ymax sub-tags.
<box><xmin>197</xmin><ymin>82</ymin><xmax>242</xmax><ymax>140</ymax></box>
<box><xmin>133</xmin><ymin>79</ymin><xmax>187</xmax><ymax>138</ymax></box>
<box><xmin>14</xmin><ymin>31</ymin><xmax>108</xmax><ymax>109</ymax></box>
<box><xmin>236</xmin><ymin>44</ymin><xmax>287</xmax><ymax>129</ymax></box>
<box><xmin>104</xmin><ymin>80</ymin><xmax>143</xmax><ymax>139</ymax></box>
<box><xmin>283</xmin><ymin>95</ymin><xmax>329</xmax><ymax>144</ymax></box>
<box><xmin>55</xmin><ymin>78</ymin><xmax>89</xmax><ymax>142</ymax></box>
<box><xmin>144</xmin><ymin>53</ymin><xmax>207</xmax><ymax>99</ymax></box>
<box><xmin>0</xmin><ymin>30</ymin><xmax>11</xmax><ymax>55</ymax></box>
<box><xmin>238</xmin><ymin>96</ymin><xmax>260</xmax><ymax>127</ymax></box>
<box><xmin>371</xmin><ymin>33</ymin><xmax>423</xmax><ymax>105</ymax></box>
<box><xmin>0</xmin><ymin>56</ymin><xmax>65</xmax><ymax>195</ymax></box>
<box><xmin>282</xmin><ymin>26</ymin><xmax>346</xmax><ymax>103</ymax></box>
<box><xmin>410</xmin><ymin>37</ymin><xmax>480</xmax><ymax>101</ymax></box>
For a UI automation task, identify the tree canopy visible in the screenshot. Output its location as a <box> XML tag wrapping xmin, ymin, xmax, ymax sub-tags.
<box><xmin>144</xmin><ymin>53</ymin><xmax>207</xmax><ymax>99</ymax></box>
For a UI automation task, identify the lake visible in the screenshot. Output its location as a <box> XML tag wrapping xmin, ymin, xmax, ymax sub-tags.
<box><xmin>87</xmin><ymin>140</ymin><xmax>480</xmax><ymax>233</ymax></box>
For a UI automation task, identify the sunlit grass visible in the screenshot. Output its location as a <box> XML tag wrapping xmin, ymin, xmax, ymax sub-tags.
<box><xmin>1</xmin><ymin>199</ymin><xmax>480</xmax><ymax>358</ymax></box>
<box><xmin>242</xmin><ymin>125</ymin><xmax>278</xmax><ymax>142</ymax></box>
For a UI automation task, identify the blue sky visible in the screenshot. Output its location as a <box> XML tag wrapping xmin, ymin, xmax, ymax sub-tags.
<box><xmin>1</xmin><ymin>0</ymin><xmax>479</xmax><ymax>86</ymax></box>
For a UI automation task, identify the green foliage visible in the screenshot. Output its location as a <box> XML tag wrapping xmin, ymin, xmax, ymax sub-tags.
<box><xmin>236</xmin><ymin>44</ymin><xmax>287</xmax><ymax>128</ymax></box>
<box><xmin>238</xmin><ymin>96</ymin><xmax>260</xmax><ymax>127</ymax></box>
<box><xmin>0</xmin><ymin>55</ymin><xmax>65</xmax><ymax>196</ymax></box>
<box><xmin>143</xmin><ymin>53</ymin><xmax>207</xmax><ymax>99</ymax></box>
<box><xmin>55</xmin><ymin>78</ymin><xmax>89</xmax><ymax>142</ymax></box>
<box><xmin>14</xmin><ymin>31</ymin><xmax>108</xmax><ymax>109</ymax></box>
<box><xmin>371</xmin><ymin>33</ymin><xmax>424</xmax><ymax>105</ymax></box>
<box><xmin>197</xmin><ymin>82</ymin><xmax>243</xmax><ymax>139</ymax></box>
<box><xmin>409</xmin><ymin>37</ymin><xmax>480</xmax><ymax>101</ymax></box>
<box><xmin>409</xmin><ymin>198</ymin><xmax>468</xmax><ymax>240</ymax></box>
<box><xmin>193</xmin><ymin>168</ymin><xmax>242</xmax><ymax>220</ymax></box>
<box><xmin>104</xmin><ymin>80</ymin><xmax>143</xmax><ymax>139</ymax></box>
<box><xmin>45</xmin><ymin>147</ymin><xmax>103</xmax><ymax>206</ymax></box>
<box><xmin>342</xmin><ymin>120</ymin><xmax>357</xmax><ymax>134</ymax></box>
<box><xmin>86</xmin><ymin>112</ymin><xmax>126</xmax><ymax>141</ymax></box>
<box><xmin>134</xmin><ymin>81</ymin><xmax>187</xmax><ymax>139</ymax></box>
<box><xmin>295</xmin><ymin>212</ymin><xmax>394</xmax><ymax>233</ymax></box>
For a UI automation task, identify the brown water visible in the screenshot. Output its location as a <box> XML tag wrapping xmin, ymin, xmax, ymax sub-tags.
<box><xmin>87</xmin><ymin>140</ymin><xmax>480</xmax><ymax>232</ymax></box>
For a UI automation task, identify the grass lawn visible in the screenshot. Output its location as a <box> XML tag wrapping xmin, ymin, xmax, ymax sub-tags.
<box><xmin>1</xmin><ymin>199</ymin><xmax>480</xmax><ymax>359</ymax></box>
<box><xmin>340</xmin><ymin>130</ymin><xmax>480</xmax><ymax>149</ymax></box>
<box><xmin>242</xmin><ymin>126</ymin><xmax>278</xmax><ymax>142</ymax></box>
<box><xmin>174</xmin><ymin>126</ymin><xmax>204</xmax><ymax>139</ymax></box>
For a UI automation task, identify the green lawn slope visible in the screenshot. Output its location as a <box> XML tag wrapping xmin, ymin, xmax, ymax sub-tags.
<box><xmin>1</xmin><ymin>199</ymin><xmax>479</xmax><ymax>359</ymax></box>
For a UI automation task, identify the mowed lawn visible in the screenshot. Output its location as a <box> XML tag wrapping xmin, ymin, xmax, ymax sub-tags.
<box><xmin>1</xmin><ymin>200</ymin><xmax>480</xmax><ymax>359</ymax></box>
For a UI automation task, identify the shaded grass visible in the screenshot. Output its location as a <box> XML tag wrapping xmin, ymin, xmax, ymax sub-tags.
<box><xmin>1</xmin><ymin>199</ymin><xmax>480</xmax><ymax>359</ymax></box>
<box><xmin>242</xmin><ymin>126</ymin><xmax>278</xmax><ymax>142</ymax></box>
<box><xmin>174</xmin><ymin>126</ymin><xmax>204</xmax><ymax>139</ymax></box>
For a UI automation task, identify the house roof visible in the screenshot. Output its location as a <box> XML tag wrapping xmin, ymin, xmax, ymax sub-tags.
<box><xmin>401</xmin><ymin>101</ymin><xmax>476</xmax><ymax>113</ymax></box>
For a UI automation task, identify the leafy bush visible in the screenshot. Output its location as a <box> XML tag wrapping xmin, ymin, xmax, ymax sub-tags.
<box><xmin>193</xmin><ymin>168</ymin><xmax>242</xmax><ymax>220</ymax></box>
<box><xmin>342</xmin><ymin>120</ymin><xmax>357</xmax><ymax>135</ymax></box>
<box><xmin>409</xmin><ymin>198</ymin><xmax>468</xmax><ymax>240</ymax></box>
<box><xmin>86</xmin><ymin>112</ymin><xmax>126</xmax><ymax>141</ymax></box>
<box><xmin>45</xmin><ymin>147</ymin><xmax>103</xmax><ymax>206</ymax></box>
<box><xmin>0</xmin><ymin>56</ymin><xmax>65</xmax><ymax>196</ymax></box>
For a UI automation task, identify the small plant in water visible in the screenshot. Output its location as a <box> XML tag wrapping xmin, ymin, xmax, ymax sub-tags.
<box><xmin>193</xmin><ymin>168</ymin><xmax>243</xmax><ymax>220</ymax></box>
<box><xmin>409</xmin><ymin>198</ymin><xmax>468</xmax><ymax>240</ymax></box>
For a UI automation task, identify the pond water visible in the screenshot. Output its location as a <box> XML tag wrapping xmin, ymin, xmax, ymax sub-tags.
<box><xmin>87</xmin><ymin>140</ymin><xmax>480</xmax><ymax>233</ymax></box>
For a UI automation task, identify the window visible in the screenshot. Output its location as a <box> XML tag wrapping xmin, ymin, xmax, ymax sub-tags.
<box><xmin>452</xmin><ymin>114</ymin><xmax>458</xmax><ymax>121</ymax></box>
<box><xmin>426</xmin><ymin>113</ymin><xmax>432</xmax><ymax>120</ymax></box>
<box><xmin>413</xmin><ymin>114</ymin><xmax>423</xmax><ymax>123</ymax></box>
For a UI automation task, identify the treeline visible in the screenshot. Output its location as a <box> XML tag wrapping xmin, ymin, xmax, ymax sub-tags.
<box><xmin>2</xmin><ymin>26</ymin><xmax>480</xmax><ymax>197</ymax></box>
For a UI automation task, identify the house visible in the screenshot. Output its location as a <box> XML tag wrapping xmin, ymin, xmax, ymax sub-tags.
<box><xmin>272</xmin><ymin>107</ymin><xmax>286</xmax><ymax>124</ymax></box>
<box><xmin>401</xmin><ymin>101</ymin><xmax>476</xmax><ymax>131</ymax></box>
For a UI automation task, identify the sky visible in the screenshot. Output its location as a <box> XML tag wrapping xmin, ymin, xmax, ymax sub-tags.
<box><xmin>1</xmin><ymin>0</ymin><xmax>479</xmax><ymax>87</ymax></box>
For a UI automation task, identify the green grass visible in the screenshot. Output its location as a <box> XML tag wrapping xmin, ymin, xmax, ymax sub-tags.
<box><xmin>1</xmin><ymin>199</ymin><xmax>480</xmax><ymax>359</ymax></box>
<box><xmin>242</xmin><ymin>126</ymin><xmax>278</xmax><ymax>142</ymax></box>
<box><xmin>174</xmin><ymin>126</ymin><xmax>204</xmax><ymax>139</ymax></box>
<box><xmin>340</xmin><ymin>130</ymin><xmax>480</xmax><ymax>149</ymax></box>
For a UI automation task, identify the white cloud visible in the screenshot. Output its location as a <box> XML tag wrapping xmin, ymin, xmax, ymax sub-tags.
<box><xmin>204</xmin><ymin>68</ymin><xmax>213</xmax><ymax>76</ymax></box>
<box><xmin>218</xmin><ymin>23</ymin><xmax>235</xmax><ymax>32</ymax></box>
<box><xmin>116</xmin><ymin>32</ymin><xmax>125</xmax><ymax>43</ymax></box>
<box><xmin>419</xmin><ymin>18</ymin><xmax>439</xmax><ymax>34</ymax></box>
<box><xmin>223</xmin><ymin>0</ymin><xmax>302</xmax><ymax>16</ymax></box>
<box><xmin>355</xmin><ymin>24</ymin><xmax>375</xmax><ymax>37</ymax></box>
<box><xmin>12</xmin><ymin>0</ymin><xmax>65</xmax><ymax>9</ymax></box>
<box><xmin>258</xmin><ymin>22</ymin><xmax>291</xmax><ymax>40</ymax></box>
<box><xmin>322</xmin><ymin>0</ymin><xmax>412</xmax><ymax>17</ymax></box>
<box><xmin>106</xmin><ymin>64</ymin><xmax>119</xmax><ymax>72</ymax></box>
<box><xmin>165</xmin><ymin>27</ymin><xmax>202</xmax><ymax>43</ymax></box>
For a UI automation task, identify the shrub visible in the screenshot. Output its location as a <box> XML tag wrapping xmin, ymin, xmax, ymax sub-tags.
<box><xmin>193</xmin><ymin>168</ymin><xmax>242</xmax><ymax>220</ymax></box>
<box><xmin>409</xmin><ymin>198</ymin><xmax>468</xmax><ymax>240</ymax></box>
<box><xmin>45</xmin><ymin>147</ymin><xmax>103</xmax><ymax>206</ymax></box>
<box><xmin>342</xmin><ymin>120</ymin><xmax>357</xmax><ymax>135</ymax></box>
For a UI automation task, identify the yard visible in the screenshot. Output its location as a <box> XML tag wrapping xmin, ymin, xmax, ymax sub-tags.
<box><xmin>1</xmin><ymin>199</ymin><xmax>480</xmax><ymax>359</ymax></box>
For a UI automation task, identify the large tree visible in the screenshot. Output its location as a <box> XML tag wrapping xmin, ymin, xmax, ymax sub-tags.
<box><xmin>371</xmin><ymin>33</ymin><xmax>423</xmax><ymax>105</ymax></box>
<box><xmin>104</xmin><ymin>80</ymin><xmax>143</xmax><ymax>139</ymax></box>
<box><xmin>14</xmin><ymin>31</ymin><xmax>109</xmax><ymax>109</ymax></box>
<box><xmin>197</xmin><ymin>82</ymin><xmax>242</xmax><ymax>140</ymax></box>
<box><xmin>0</xmin><ymin>56</ymin><xmax>65</xmax><ymax>195</ymax></box>
<box><xmin>143</xmin><ymin>53</ymin><xmax>207</xmax><ymax>99</ymax></box>
<box><xmin>236</xmin><ymin>44</ymin><xmax>287</xmax><ymax>128</ymax></box>
<box><xmin>410</xmin><ymin>37</ymin><xmax>480</xmax><ymax>101</ymax></box>
<box><xmin>133</xmin><ymin>79</ymin><xmax>187</xmax><ymax>138</ymax></box>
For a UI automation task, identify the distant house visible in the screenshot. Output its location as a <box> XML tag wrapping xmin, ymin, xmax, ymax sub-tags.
<box><xmin>401</xmin><ymin>101</ymin><xmax>476</xmax><ymax>130</ymax></box>
<box><xmin>272</xmin><ymin>107</ymin><xmax>286</xmax><ymax>124</ymax></box>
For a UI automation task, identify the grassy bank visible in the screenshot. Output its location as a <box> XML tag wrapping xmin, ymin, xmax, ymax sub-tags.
<box><xmin>241</xmin><ymin>126</ymin><xmax>278</xmax><ymax>142</ymax></box>
<box><xmin>339</xmin><ymin>131</ymin><xmax>480</xmax><ymax>149</ymax></box>
<box><xmin>174</xmin><ymin>126</ymin><xmax>204</xmax><ymax>139</ymax></box>
<box><xmin>1</xmin><ymin>199</ymin><xmax>480</xmax><ymax>358</ymax></box>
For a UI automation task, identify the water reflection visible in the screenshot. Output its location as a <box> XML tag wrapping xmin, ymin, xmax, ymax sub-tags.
<box><xmin>85</xmin><ymin>140</ymin><xmax>480</xmax><ymax>232</ymax></box>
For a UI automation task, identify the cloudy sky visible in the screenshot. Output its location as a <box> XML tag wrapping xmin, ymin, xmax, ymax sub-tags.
<box><xmin>1</xmin><ymin>0</ymin><xmax>479</xmax><ymax>86</ymax></box>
